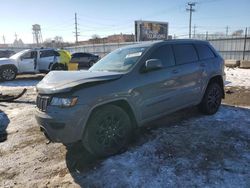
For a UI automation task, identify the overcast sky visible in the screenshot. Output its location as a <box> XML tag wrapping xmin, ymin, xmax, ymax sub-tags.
<box><xmin>0</xmin><ymin>0</ymin><xmax>249</xmax><ymax>43</ymax></box>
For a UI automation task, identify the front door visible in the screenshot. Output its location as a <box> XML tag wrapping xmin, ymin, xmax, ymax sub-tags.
<box><xmin>19</xmin><ymin>51</ymin><xmax>37</xmax><ymax>73</ymax></box>
<box><xmin>134</xmin><ymin>44</ymin><xmax>180</xmax><ymax>121</ymax></box>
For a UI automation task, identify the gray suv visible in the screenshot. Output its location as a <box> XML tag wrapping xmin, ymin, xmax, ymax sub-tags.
<box><xmin>35</xmin><ymin>40</ymin><xmax>225</xmax><ymax>157</ymax></box>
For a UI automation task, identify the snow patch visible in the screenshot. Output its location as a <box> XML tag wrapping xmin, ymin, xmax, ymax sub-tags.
<box><xmin>225</xmin><ymin>67</ymin><xmax>250</xmax><ymax>87</ymax></box>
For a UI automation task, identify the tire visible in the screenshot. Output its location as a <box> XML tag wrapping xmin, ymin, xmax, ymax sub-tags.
<box><xmin>0</xmin><ymin>65</ymin><xmax>17</xmax><ymax>81</ymax></box>
<box><xmin>199</xmin><ymin>82</ymin><xmax>223</xmax><ymax>115</ymax></box>
<box><xmin>51</xmin><ymin>63</ymin><xmax>65</xmax><ymax>71</ymax></box>
<box><xmin>89</xmin><ymin>61</ymin><xmax>95</xmax><ymax>67</ymax></box>
<box><xmin>82</xmin><ymin>104</ymin><xmax>133</xmax><ymax>157</ymax></box>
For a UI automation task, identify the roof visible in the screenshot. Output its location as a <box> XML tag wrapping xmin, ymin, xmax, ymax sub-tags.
<box><xmin>120</xmin><ymin>39</ymin><xmax>210</xmax><ymax>50</ymax></box>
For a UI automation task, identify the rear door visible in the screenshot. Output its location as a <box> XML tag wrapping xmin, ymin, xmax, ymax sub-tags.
<box><xmin>135</xmin><ymin>44</ymin><xmax>181</xmax><ymax>121</ymax></box>
<box><xmin>194</xmin><ymin>43</ymin><xmax>217</xmax><ymax>90</ymax></box>
<box><xmin>172</xmin><ymin>43</ymin><xmax>202</xmax><ymax>106</ymax></box>
<box><xmin>38</xmin><ymin>50</ymin><xmax>56</xmax><ymax>71</ymax></box>
<box><xmin>78</xmin><ymin>53</ymin><xmax>90</xmax><ymax>68</ymax></box>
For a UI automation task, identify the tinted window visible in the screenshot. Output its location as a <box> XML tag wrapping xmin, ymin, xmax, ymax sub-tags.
<box><xmin>85</xmin><ymin>53</ymin><xmax>91</xmax><ymax>57</ymax></box>
<box><xmin>195</xmin><ymin>44</ymin><xmax>215</xmax><ymax>60</ymax></box>
<box><xmin>40</xmin><ymin>50</ymin><xmax>55</xmax><ymax>58</ymax></box>
<box><xmin>149</xmin><ymin>45</ymin><xmax>175</xmax><ymax>67</ymax></box>
<box><xmin>72</xmin><ymin>53</ymin><xmax>88</xmax><ymax>58</ymax></box>
<box><xmin>72</xmin><ymin>53</ymin><xmax>80</xmax><ymax>58</ymax></box>
<box><xmin>22</xmin><ymin>51</ymin><xmax>37</xmax><ymax>59</ymax></box>
<box><xmin>81</xmin><ymin>53</ymin><xmax>90</xmax><ymax>57</ymax></box>
<box><xmin>173</xmin><ymin>44</ymin><xmax>198</xmax><ymax>65</ymax></box>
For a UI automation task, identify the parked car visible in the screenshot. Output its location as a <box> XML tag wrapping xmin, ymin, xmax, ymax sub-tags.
<box><xmin>0</xmin><ymin>48</ymin><xmax>68</xmax><ymax>81</ymax></box>
<box><xmin>35</xmin><ymin>39</ymin><xmax>225</xmax><ymax>157</ymax></box>
<box><xmin>70</xmin><ymin>52</ymin><xmax>99</xmax><ymax>69</ymax></box>
<box><xmin>0</xmin><ymin>50</ymin><xmax>15</xmax><ymax>58</ymax></box>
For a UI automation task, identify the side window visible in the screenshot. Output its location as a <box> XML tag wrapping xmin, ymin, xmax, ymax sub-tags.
<box><xmin>81</xmin><ymin>53</ymin><xmax>88</xmax><ymax>57</ymax></box>
<box><xmin>149</xmin><ymin>45</ymin><xmax>175</xmax><ymax>67</ymax></box>
<box><xmin>31</xmin><ymin>51</ymin><xmax>37</xmax><ymax>59</ymax></box>
<box><xmin>85</xmin><ymin>53</ymin><xmax>91</xmax><ymax>57</ymax></box>
<box><xmin>173</xmin><ymin>44</ymin><xmax>198</xmax><ymax>65</ymax></box>
<box><xmin>40</xmin><ymin>50</ymin><xmax>55</xmax><ymax>58</ymax></box>
<box><xmin>195</xmin><ymin>44</ymin><xmax>215</xmax><ymax>60</ymax></box>
<box><xmin>72</xmin><ymin>53</ymin><xmax>80</xmax><ymax>58</ymax></box>
<box><xmin>54</xmin><ymin>51</ymin><xmax>60</xmax><ymax>57</ymax></box>
<box><xmin>22</xmin><ymin>51</ymin><xmax>33</xmax><ymax>59</ymax></box>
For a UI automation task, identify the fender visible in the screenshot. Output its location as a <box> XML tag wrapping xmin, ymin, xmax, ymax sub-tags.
<box><xmin>0</xmin><ymin>58</ymin><xmax>18</xmax><ymax>70</ymax></box>
<box><xmin>200</xmin><ymin>73</ymin><xmax>225</xmax><ymax>103</ymax></box>
<box><xmin>80</xmin><ymin>97</ymin><xmax>139</xmax><ymax>138</ymax></box>
<box><xmin>0</xmin><ymin>64</ymin><xmax>18</xmax><ymax>73</ymax></box>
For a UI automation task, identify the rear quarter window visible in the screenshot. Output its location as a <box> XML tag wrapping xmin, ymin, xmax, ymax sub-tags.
<box><xmin>195</xmin><ymin>44</ymin><xmax>215</xmax><ymax>60</ymax></box>
<box><xmin>173</xmin><ymin>44</ymin><xmax>198</xmax><ymax>65</ymax></box>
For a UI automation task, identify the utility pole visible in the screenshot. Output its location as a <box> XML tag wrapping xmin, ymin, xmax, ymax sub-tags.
<box><xmin>226</xmin><ymin>26</ymin><xmax>229</xmax><ymax>36</ymax></box>
<box><xmin>243</xmin><ymin>27</ymin><xmax>248</xmax><ymax>60</ymax></box>
<box><xmin>193</xmin><ymin>25</ymin><xmax>196</xmax><ymax>38</ymax></box>
<box><xmin>186</xmin><ymin>2</ymin><xmax>196</xmax><ymax>39</ymax></box>
<box><xmin>14</xmin><ymin>33</ymin><xmax>18</xmax><ymax>41</ymax></box>
<box><xmin>2</xmin><ymin>35</ymin><xmax>6</xmax><ymax>44</ymax></box>
<box><xmin>74</xmin><ymin>13</ymin><xmax>80</xmax><ymax>44</ymax></box>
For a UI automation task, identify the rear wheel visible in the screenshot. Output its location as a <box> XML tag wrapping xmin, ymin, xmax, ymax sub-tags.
<box><xmin>0</xmin><ymin>66</ymin><xmax>17</xmax><ymax>81</ymax></box>
<box><xmin>51</xmin><ymin>63</ymin><xmax>65</xmax><ymax>71</ymax></box>
<box><xmin>82</xmin><ymin>104</ymin><xmax>133</xmax><ymax>157</ymax></box>
<box><xmin>199</xmin><ymin>82</ymin><xmax>223</xmax><ymax>115</ymax></box>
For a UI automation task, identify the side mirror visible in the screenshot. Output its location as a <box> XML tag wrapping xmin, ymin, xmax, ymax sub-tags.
<box><xmin>144</xmin><ymin>59</ymin><xmax>163</xmax><ymax>72</ymax></box>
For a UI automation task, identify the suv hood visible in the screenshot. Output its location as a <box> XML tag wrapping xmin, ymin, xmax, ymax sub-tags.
<box><xmin>0</xmin><ymin>58</ymin><xmax>16</xmax><ymax>65</ymax></box>
<box><xmin>36</xmin><ymin>70</ymin><xmax>123</xmax><ymax>94</ymax></box>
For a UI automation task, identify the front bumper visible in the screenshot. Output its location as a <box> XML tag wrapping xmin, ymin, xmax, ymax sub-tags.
<box><xmin>35</xmin><ymin>104</ymin><xmax>89</xmax><ymax>144</ymax></box>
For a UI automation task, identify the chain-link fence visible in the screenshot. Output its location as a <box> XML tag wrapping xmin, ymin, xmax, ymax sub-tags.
<box><xmin>1</xmin><ymin>35</ymin><xmax>249</xmax><ymax>61</ymax></box>
<box><xmin>65</xmin><ymin>36</ymin><xmax>250</xmax><ymax>60</ymax></box>
<box><xmin>208</xmin><ymin>37</ymin><xmax>250</xmax><ymax>60</ymax></box>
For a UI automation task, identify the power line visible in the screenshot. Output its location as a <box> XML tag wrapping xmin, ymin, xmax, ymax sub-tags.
<box><xmin>186</xmin><ymin>2</ymin><xmax>196</xmax><ymax>39</ymax></box>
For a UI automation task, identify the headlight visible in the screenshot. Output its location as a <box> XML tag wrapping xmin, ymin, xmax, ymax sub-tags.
<box><xmin>50</xmin><ymin>97</ymin><xmax>78</xmax><ymax>107</ymax></box>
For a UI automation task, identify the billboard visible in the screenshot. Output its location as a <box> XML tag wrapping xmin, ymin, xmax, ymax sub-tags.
<box><xmin>135</xmin><ymin>20</ymin><xmax>168</xmax><ymax>41</ymax></box>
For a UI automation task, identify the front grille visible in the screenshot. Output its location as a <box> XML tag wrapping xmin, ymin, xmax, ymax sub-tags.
<box><xmin>36</xmin><ymin>95</ymin><xmax>51</xmax><ymax>112</ymax></box>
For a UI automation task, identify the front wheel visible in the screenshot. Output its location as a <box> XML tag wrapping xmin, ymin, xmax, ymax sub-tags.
<box><xmin>82</xmin><ymin>105</ymin><xmax>134</xmax><ymax>157</ymax></box>
<box><xmin>199</xmin><ymin>82</ymin><xmax>223</xmax><ymax>115</ymax></box>
<box><xmin>0</xmin><ymin>66</ymin><xmax>17</xmax><ymax>81</ymax></box>
<box><xmin>89</xmin><ymin>61</ymin><xmax>95</xmax><ymax>67</ymax></box>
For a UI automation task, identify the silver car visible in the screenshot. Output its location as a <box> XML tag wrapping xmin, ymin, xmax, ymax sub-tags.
<box><xmin>35</xmin><ymin>40</ymin><xmax>225</xmax><ymax>157</ymax></box>
<box><xmin>0</xmin><ymin>48</ymin><xmax>64</xmax><ymax>81</ymax></box>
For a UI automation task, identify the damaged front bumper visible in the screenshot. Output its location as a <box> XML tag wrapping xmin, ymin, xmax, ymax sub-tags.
<box><xmin>35</xmin><ymin>104</ymin><xmax>89</xmax><ymax>144</ymax></box>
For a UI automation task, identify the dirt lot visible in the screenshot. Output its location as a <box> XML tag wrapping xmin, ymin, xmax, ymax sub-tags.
<box><xmin>0</xmin><ymin>73</ymin><xmax>250</xmax><ymax>187</ymax></box>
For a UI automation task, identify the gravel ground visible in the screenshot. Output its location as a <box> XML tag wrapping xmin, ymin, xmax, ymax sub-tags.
<box><xmin>0</xmin><ymin>73</ymin><xmax>250</xmax><ymax>187</ymax></box>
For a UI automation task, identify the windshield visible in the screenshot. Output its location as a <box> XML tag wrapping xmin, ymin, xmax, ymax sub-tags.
<box><xmin>10</xmin><ymin>50</ymin><xmax>29</xmax><ymax>60</ymax></box>
<box><xmin>89</xmin><ymin>47</ymin><xmax>148</xmax><ymax>72</ymax></box>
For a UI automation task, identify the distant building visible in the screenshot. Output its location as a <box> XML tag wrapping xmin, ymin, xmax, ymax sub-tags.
<box><xmin>78</xmin><ymin>33</ymin><xmax>134</xmax><ymax>45</ymax></box>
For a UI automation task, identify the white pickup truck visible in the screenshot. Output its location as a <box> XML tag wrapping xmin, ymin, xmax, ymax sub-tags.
<box><xmin>0</xmin><ymin>48</ymin><xmax>66</xmax><ymax>81</ymax></box>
